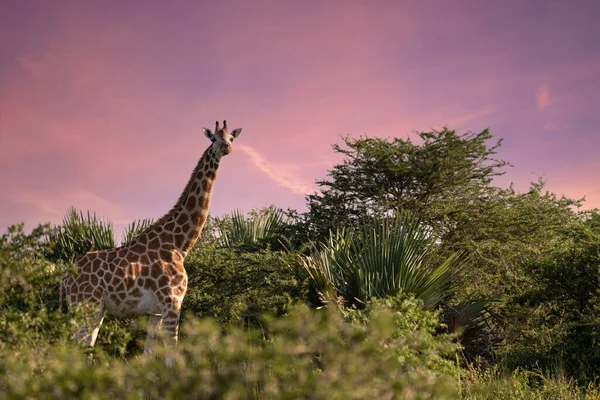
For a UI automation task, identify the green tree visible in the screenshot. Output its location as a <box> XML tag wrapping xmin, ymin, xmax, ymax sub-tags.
<box><xmin>303</xmin><ymin>128</ymin><xmax>589</xmax><ymax>366</ymax></box>
<box><xmin>306</xmin><ymin>128</ymin><xmax>508</xmax><ymax>239</ymax></box>
<box><xmin>305</xmin><ymin>129</ymin><xmax>582</xmax><ymax>297</ymax></box>
<box><xmin>501</xmin><ymin>210</ymin><xmax>600</xmax><ymax>382</ymax></box>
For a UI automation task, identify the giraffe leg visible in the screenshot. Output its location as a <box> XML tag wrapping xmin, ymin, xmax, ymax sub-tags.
<box><xmin>88</xmin><ymin>314</ymin><xmax>105</xmax><ymax>347</ymax></box>
<box><xmin>144</xmin><ymin>314</ymin><xmax>163</xmax><ymax>356</ymax></box>
<box><xmin>160</xmin><ymin>304</ymin><xmax>181</xmax><ymax>368</ymax></box>
<box><xmin>73</xmin><ymin>304</ymin><xmax>105</xmax><ymax>347</ymax></box>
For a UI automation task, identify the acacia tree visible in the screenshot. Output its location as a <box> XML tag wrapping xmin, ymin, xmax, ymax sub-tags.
<box><xmin>306</xmin><ymin>128</ymin><xmax>508</xmax><ymax>239</ymax></box>
<box><xmin>305</xmin><ymin>128</ymin><xmax>582</xmax><ymax>297</ymax></box>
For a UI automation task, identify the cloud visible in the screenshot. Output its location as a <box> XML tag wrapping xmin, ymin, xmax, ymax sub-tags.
<box><xmin>445</xmin><ymin>106</ymin><xmax>497</xmax><ymax>128</ymax></box>
<box><xmin>536</xmin><ymin>84</ymin><xmax>550</xmax><ymax>110</ymax></box>
<box><xmin>238</xmin><ymin>144</ymin><xmax>316</xmax><ymax>195</ymax></box>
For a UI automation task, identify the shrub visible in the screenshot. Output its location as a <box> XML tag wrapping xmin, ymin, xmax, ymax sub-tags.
<box><xmin>499</xmin><ymin>211</ymin><xmax>600</xmax><ymax>383</ymax></box>
<box><xmin>216</xmin><ymin>207</ymin><xmax>290</xmax><ymax>250</ymax></box>
<box><xmin>183</xmin><ymin>244</ymin><xmax>309</xmax><ymax>326</ymax></box>
<box><xmin>0</xmin><ymin>223</ymin><xmax>139</xmax><ymax>358</ymax></box>
<box><xmin>459</xmin><ymin>364</ymin><xmax>600</xmax><ymax>400</ymax></box>
<box><xmin>344</xmin><ymin>295</ymin><xmax>461</xmax><ymax>377</ymax></box>
<box><xmin>0</xmin><ymin>224</ymin><xmax>69</xmax><ymax>351</ymax></box>
<box><xmin>299</xmin><ymin>212</ymin><xmax>466</xmax><ymax>309</ymax></box>
<box><xmin>47</xmin><ymin>207</ymin><xmax>152</xmax><ymax>262</ymax></box>
<box><xmin>0</xmin><ymin>304</ymin><xmax>459</xmax><ymax>399</ymax></box>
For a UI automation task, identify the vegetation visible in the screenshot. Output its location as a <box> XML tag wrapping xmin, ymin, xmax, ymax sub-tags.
<box><xmin>183</xmin><ymin>243</ymin><xmax>307</xmax><ymax>326</ymax></box>
<box><xmin>1</xmin><ymin>127</ymin><xmax>599</xmax><ymax>398</ymax></box>
<box><xmin>299</xmin><ymin>212</ymin><xmax>465</xmax><ymax>309</ymax></box>
<box><xmin>47</xmin><ymin>207</ymin><xmax>152</xmax><ymax>262</ymax></box>
<box><xmin>499</xmin><ymin>211</ymin><xmax>600</xmax><ymax>382</ymax></box>
<box><xmin>303</xmin><ymin>129</ymin><xmax>581</xmax><ymax>299</ymax></box>
<box><xmin>216</xmin><ymin>207</ymin><xmax>290</xmax><ymax>250</ymax></box>
<box><xmin>305</xmin><ymin>128</ymin><xmax>509</xmax><ymax>239</ymax></box>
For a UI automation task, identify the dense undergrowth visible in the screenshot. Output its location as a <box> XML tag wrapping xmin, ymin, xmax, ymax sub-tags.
<box><xmin>2</xmin><ymin>129</ymin><xmax>600</xmax><ymax>398</ymax></box>
<box><xmin>1</xmin><ymin>219</ymin><xmax>598</xmax><ymax>399</ymax></box>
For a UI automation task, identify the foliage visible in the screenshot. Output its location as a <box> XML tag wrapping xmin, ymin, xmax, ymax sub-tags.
<box><xmin>300</xmin><ymin>212</ymin><xmax>465</xmax><ymax>309</ymax></box>
<box><xmin>298</xmin><ymin>213</ymin><xmax>494</xmax><ymax>358</ymax></box>
<box><xmin>303</xmin><ymin>131</ymin><xmax>582</xmax><ymax>299</ymax></box>
<box><xmin>46</xmin><ymin>207</ymin><xmax>115</xmax><ymax>262</ymax></box>
<box><xmin>0</xmin><ymin>223</ymin><xmax>136</xmax><ymax>358</ymax></box>
<box><xmin>183</xmin><ymin>243</ymin><xmax>308</xmax><ymax>326</ymax></box>
<box><xmin>120</xmin><ymin>218</ymin><xmax>154</xmax><ymax>246</ymax></box>
<box><xmin>345</xmin><ymin>295</ymin><xmax>461</xmax><ymax>376</ymax></box>
<box><xmin>216</xmin><ymin>206</ymin><xmax>290</xmax><ymax>250</ymax></box>
<box><xmin>305</xmin><ymin>128</ymin><xmax>509</xmax><ymax>239</ymax></box>
<box><xmin>301</xmin><ymin>128</ymin><xmax>588</xmax><ymax>369</ymax></box>
<box><xmin>459</xmin><ymin>364</ymin><xmax>600</xmax><ymax>400</ymax></box>
<box><xmin>499</xmin><ymin>210</ymin><xmax>600</xmax><ymax>383</ymax></box>
<box><xmin>0</xmin><ymin>303</ymin><xmax>460</xmax><ymax>399</ymax></box>
<box><xmin>47</xmin><ymin>207</ymin><xmax>152</xmax><ymax>262</ymax></box>
<box><xmin>445</xmin><ymin>179</ymin><xmax>582</xmax><ymax>301</ymax></box>
<box><xmin>442</xmin><ymin>298</ymin><xmax>498</xmax><ymax>360</ymax></box>
<box><xmin>0</xmin><ymin>224</ymin><xmax>70</xmax><ymax>351</ymax></box>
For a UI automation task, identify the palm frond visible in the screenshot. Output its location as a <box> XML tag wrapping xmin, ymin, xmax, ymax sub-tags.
<box><xmin>120</xmin><ymin>218</ymin><xmax>154</xmax><ymax>246</ymax></box>
<box><xmin>49</xmin><ymin>207</ymin><xmax>115</xmax><ymax>262</ymax></box>
<box><xmin>300</xmin><ymin>211</ymin><xmax>466</xmax><ymax>309</ymax></box>
<box><xmin>218</xmin><ymin>208</ymin><xmax>289</xmax><ymax>247</ymax></box>
<box><xmin>48</xmin><ymin>208</ymin><xmax>156</xmax><ymax>261</ymax></box>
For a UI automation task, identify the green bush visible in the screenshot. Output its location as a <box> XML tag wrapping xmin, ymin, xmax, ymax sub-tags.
<box><xmin>0</xmin><ymin>224</ymin><xmax>68</xmax><ymax>351</ymax></box>
<box><xmin>344</xmin><ymin>295</ymin><xmax>461</xmax><ymax>377</ymax></box>
<box><xmin>0</xmin><ymin>223</ymin><xmax>137</xmax><ymax>359</ymax></box>
<box><xmin>183</xmin><ymin>244</ymin><xmax>309</xmax><ymax>326</ymax></box>
<box><xmin>499</xmin><ymin>211</ymin><xmax>600</xmax><ymax>383</ymax></box>
<box><xmin>299</xmin><ymin>213</ymin><xmax>466</xmax><ymax>309</ymax></box>
<box><xmin>459</xmin><ymin>365</ymin><xmax>600</xmax><ymax>400</ymax></box>
<box><xmin>216</xmin><ymin>207</ymin><xmax>290</xmax><ymax>250</ymax></box>
<box><xmin>0</xmin><ymin>303</ymin><xmax>459</xmax><ymax>399</ymax></box>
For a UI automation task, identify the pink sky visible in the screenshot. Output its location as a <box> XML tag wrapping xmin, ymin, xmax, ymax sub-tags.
<box><xmin>1</xmin><ymin>0</ymin><xmax>599</xmax><ymax>235</ymax></box>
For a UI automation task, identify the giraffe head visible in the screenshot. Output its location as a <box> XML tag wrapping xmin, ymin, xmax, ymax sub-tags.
<box><xmin>202</xmin><ymin>120</ymin><xmax>242</xmax><ymax>157</ymax></box>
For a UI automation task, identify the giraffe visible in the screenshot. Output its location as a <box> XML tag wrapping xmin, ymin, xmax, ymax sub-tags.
<box><xmin>60</xmin><ymin>120</ymin><xmax>242</xmax><ymax>364</ymax></box>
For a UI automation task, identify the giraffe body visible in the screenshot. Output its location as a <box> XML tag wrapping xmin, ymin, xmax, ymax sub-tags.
<box><xmin>61</xmin><ymin>120</ymin><xmax>242</xmax><ymax>361</ymax></box>
<box><xmin>63</xmin><ymin>245</ymin><xmax>186</xmax><ymax>319</ymax></box>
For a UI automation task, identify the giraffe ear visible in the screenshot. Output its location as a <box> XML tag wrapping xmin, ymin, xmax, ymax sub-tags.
<box><xmin>203</xmin><ymin>128</ymin><xmax>214</xmax><ymax>140</ymax></box>
<box><xmin>231</xmin><ymin>128</ymin><xmax>242</xmax><ymax>138</ymax></box>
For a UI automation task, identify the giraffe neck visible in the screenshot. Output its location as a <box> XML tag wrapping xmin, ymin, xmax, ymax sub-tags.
<box><xmin>136</xmin><ymin>145</ymin><xmax>222</xmax><ymax>255</ymax></box>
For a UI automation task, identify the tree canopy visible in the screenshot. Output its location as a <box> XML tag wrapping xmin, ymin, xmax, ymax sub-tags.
<box><xmin>304</xmin><ymin>129</ymin><xmax>583</xmax><ymax>293</ymax></box>
<box><xmin>306</xmin><ymin>128</ymin><xmax>509</xmax><ymax>238</ymax></box>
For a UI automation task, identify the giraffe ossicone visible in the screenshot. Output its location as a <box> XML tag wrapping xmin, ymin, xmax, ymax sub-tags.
<box><xmin>61</xmin><ymin>120</ymin><xmax>242</xmax><ymax>364</ymax></box>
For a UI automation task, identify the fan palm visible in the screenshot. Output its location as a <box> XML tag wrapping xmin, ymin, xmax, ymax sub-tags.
<box><xmin>120</xmin><ymin>218</ymin><xmax>154</xmax><ymax>246</ymax></box>
<box><xmin>218</xmin><ymin>208</ymin><xmax>289</xmax><ymax>248</ymax></box>
<box><xmin>300</xmin><ymin>212</ymin><xmax>466</xmax><ymax>309</ymax></box>
<box><xmin>48</xmin><ymin>207</ymin><xmax>152</xmax><ymax>262</ymax></box>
